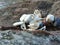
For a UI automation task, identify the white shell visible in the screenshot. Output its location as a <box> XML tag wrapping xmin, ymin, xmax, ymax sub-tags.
<box><xmin>13</xmin><ymin>22</ymin><xmax>24</xmax><ymax>26</ymax></box>
<box><xmin>20</xmin><ymin>14</ymin><xmax>34</xmax><ymax>23</ymax></box>
<box><xmin>29</xmin><ymin>16</ymin><xmax>43</xmax><ymax>29</ymax></box>
<box><xmin>34</xmin><ymin>9</ymin><xmax>42</xmax><ymax>18</ymax></box>
<box><xmin>46</xmin><ymin>14</ymin><xmax>55</xmax><ymax>22</ymax></box>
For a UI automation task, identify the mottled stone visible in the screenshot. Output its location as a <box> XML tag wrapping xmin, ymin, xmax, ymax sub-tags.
<box><xmin>0</xmin><ymin>30</ymin><xmax>59</xmax><ymax>45</ymax></box>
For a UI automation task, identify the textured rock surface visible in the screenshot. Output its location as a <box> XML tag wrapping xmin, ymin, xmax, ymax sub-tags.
<box><xmin>0</xmin><ymin>0</ymin><xmax>60</xmax><ymax>45</ymax></box>
<box><xmin>0</xmin><ymin>30</ymin><xmax>59</xmax><ymax>45</ymax></box>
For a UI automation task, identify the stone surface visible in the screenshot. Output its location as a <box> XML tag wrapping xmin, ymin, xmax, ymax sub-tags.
<box><xmin>0</xmin><ymin>30</ymin><xmax>59</xmax><ymax>45</ymax></box>
<box><xmin>0</xmin><ymin>0</ymin><xmax>60</xmax><ymax>45</ymax></box>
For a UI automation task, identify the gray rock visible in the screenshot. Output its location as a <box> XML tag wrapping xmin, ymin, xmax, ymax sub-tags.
<box><xmin>0</xmin><ymin>30</ymin><xmax>59</xmax><ymax>45</ymax></box>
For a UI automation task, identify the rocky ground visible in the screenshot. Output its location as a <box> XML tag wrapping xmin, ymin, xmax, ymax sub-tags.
<box><xmin>0</xmin><ymin>0</ymin><xmax>60</xmax><ymax>45</ymax></box>
<box><xmin>0</xmin><ymin>30</ymin><xmax>60</xmax><ymax>45</ymax></box>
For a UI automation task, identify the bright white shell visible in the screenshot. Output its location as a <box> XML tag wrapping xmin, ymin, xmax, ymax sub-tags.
<box><xmin>20</xmin><ymin>14</ymin><xmax>34</xmax><ymax>23</ymax></box>
<box><xmin>34</xmin><ymin>9</ymin><xmax>42</xmax><ymax>18</ymax></box>
<box><xmin>46</xmin><ymin>14</ymin><xmax>55</xmax><ymax>22</ymax></box>
<box><xmin>13</xmin><ymin>22</ymin><xmax>24</xmax><ymax>26</ymax></box>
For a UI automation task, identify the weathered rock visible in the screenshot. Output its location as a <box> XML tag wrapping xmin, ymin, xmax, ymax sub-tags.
<box><xmin>0</xmin><ymin>0</ymin><xmax>60</xmax><ymax>45</ymax></box>
<box><xmin>0</xmin><ymin>30</ymin><xmax>59</xmax><ymax>45</ymax></box>
<box><xmin>50</xmin><ymin>1</ymin><xmax>60</xmax><ymax>17</ymax></box>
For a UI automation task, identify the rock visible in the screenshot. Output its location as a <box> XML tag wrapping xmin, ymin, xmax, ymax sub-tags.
<box><xmin>0</xmin><ymin>30</ymin><xmax>14</xmax><ymax>40</ymax></box>
<box><xmin>0</xmin><ymin>0</ymin><xmax>60</xmax><ymax>45</ymax></box>
<box><xmin>50</xmin><ymin>1</ymin><xmax>60</xmax><ymax>17</ymax></box>
<box><xmin>14</xmin><ymin>8</ymin><xmax>29</xmax><ymax>15</ymax></box>
<box><xmin>37</xmin><ymin>1</ymin><xmax>53</xmax><ymax>17</ymax></box>
<box><xmin>0</xmin><ymin>30</ymin><xmax>59</xmax><ymax>45</ymax></box>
